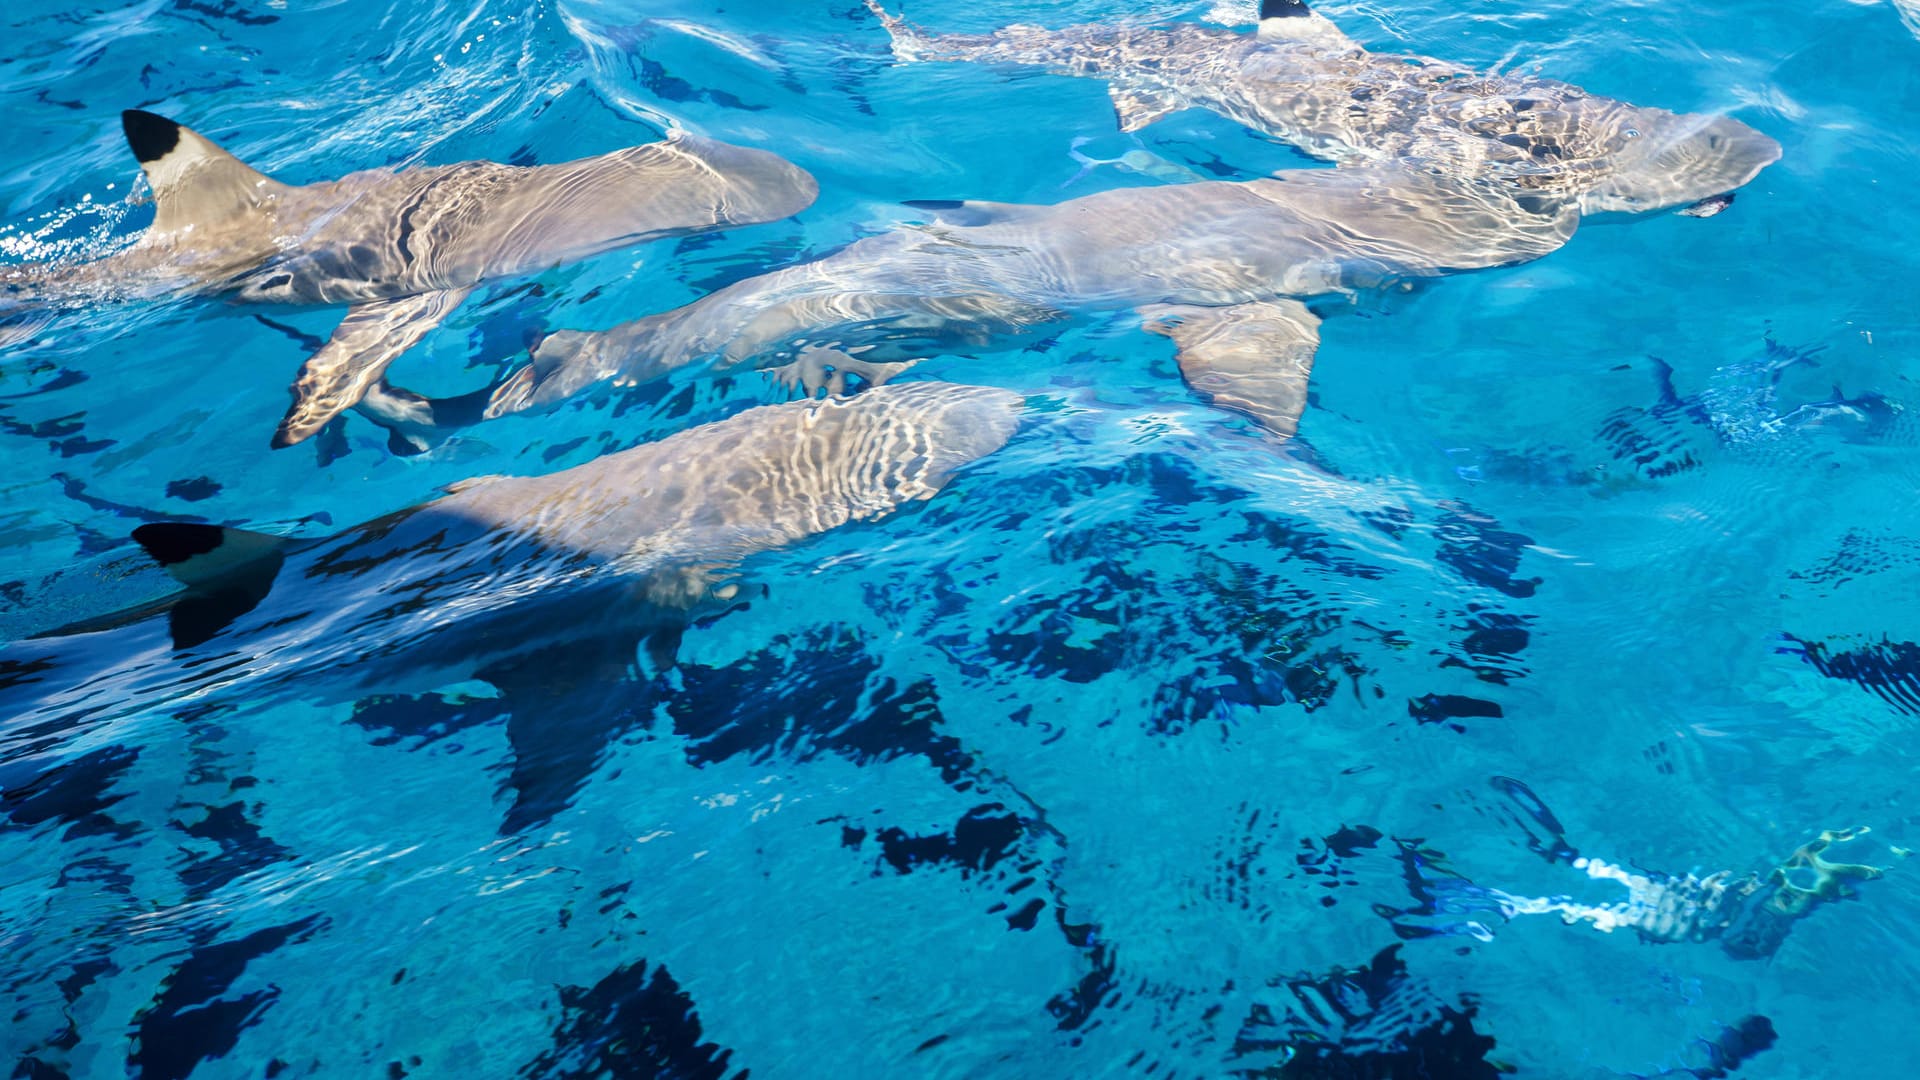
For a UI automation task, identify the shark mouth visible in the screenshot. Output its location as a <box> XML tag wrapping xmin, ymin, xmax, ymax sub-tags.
<box><xmin>1678</xmin><ymin>192</ymin><xmax>1737</xmax><ymax>218</ymax></box>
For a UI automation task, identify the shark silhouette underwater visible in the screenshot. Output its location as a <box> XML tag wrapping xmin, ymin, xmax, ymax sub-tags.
<box><xmin>0</xmin><ymin>110</ymin><xmax>819</xmax><ymax>448</ymax></box>
<box><xmin>0</xmin><ymin>381</ymin><xmax>1021</xmax><ymax>832</ymax></box>
<box><xmin>865</xmin><ymin>0</ymin><xmax>1781</xmax><ymax>216</ymax></box>
<box><xmin>371</xmin><ymin>161</ymin><xmax>1581</xmax><ymax>444</ymax></box>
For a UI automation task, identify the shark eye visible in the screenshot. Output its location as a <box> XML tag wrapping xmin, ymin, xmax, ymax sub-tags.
<box><xmin>1624</xmin><ymin>128</ymin><xmax>1641</xmax><ymax>138</ymax></box>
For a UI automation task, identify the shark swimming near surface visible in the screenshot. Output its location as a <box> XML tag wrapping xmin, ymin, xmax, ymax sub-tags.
<box><xmin>369</xmin><ymin>162</ymin><xmax>1578</xmax><ymax>446</ymax></box>
<box><xmin>864</xmin><ymin>0</ymin><xmax>1780</xmax><ymax>216</ymax></box>
<box><xmin>0</xmin><ymin>111</ymin><xmax>819</xmax><ymax>448</ymax></box>
<box><xmin>360</xmin><ymin>0</ymin><xmax>1780</xmax><ymax>449</ymax></box>
<box><xmin>0</xmin><ymin>381</ymin><xmax>1021</xmax><ymax>831</ymax></box>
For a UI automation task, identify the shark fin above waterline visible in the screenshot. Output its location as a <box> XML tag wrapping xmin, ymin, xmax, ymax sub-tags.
<box><xmin>1140</xmin><ymin>299</ymin><xmax>1321</xmax><ymax>438</ymax></box>
<box><xmin>131</xmin><ymin>521</ymin><xmax>292</xmax><ymax>649</ymax></box>
<box><xmin>272</xmin><ymin>287</ymin><xmax>476</xmax><ymax>449</ymax></box>
<box><xmin>1258</xmin><ymin>0</ymin><xmax>1313</xmax><ymax>17</ymax></box>
<box><xmin>121</xmin><ymin>110</ymin><xmax>290</xmax><ymax>238</ymax></box>
<box><xmin>1255</xmin><ymin>0</ymin><xmax>1357</xmax><ymax>48</ymax></box>
<box><xmin>1108</xmin><ymin>85</ymin><xmax>1183</xmax><ymax>133</ymax></box>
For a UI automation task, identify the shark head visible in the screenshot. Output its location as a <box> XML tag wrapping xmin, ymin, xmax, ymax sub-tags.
<box><xmin>665</xmin><ymin>132</ymin><xmax>821</xmax><ymax>227</ymax></box>
<box><xmin>1570</xmin><ymin>108</ymin><xmax>1781</xmax><ymax>216</ymax></box>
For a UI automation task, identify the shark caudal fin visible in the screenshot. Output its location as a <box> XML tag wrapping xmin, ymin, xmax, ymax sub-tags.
<box><xmin>121</xmin><ymin>110</ymin><xmax>289</xmax><ymax>238</ymax></box>
<box><xmin>131</xmin><ymin>522</ymin><xmax>291</xmax><ymax>649</ymax></box>
<box><xmin>352</xmin><ymin>378</ymin><xmax>495</xmax><ymax>457</ymax></box>
<box><xmin>1256</xmin><ymin>0</ymin><xmax>1358</xmax><ymax>48</ymax></box>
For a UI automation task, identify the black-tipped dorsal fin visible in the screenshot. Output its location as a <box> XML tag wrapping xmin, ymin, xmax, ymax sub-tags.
<box><xmin>121</xmin><ymin>110</ymin><xmax>288</xmax><ymax>237</ymax></box>
<box><xmin>131</xmin><ymin>522</ymin><xmax>293</xmax><ymax>649</ymax></box>
<box><xmin>1256</xmin><ymin>0</ymin><xmax>1357</xmax><ymax>47</ymax></box>
<box><xmin>133</xmin><ymin>522</ymin><xmax>290</xmax><ymax>588</ymax></box>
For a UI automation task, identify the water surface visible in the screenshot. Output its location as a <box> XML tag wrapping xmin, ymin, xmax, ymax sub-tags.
<box><xmin>4</xmin><ymin>0</ymin><xmax>1920</xmax><ymax>1076</ymax></box>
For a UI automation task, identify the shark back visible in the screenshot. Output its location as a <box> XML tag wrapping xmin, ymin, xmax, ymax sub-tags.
<box><xmin>1240</xmin><ymin>165</ymin><xmax>1580</xmax><ymax>275</ymax></box>
<box><xmin>237</xmin><ymin>133</ymin><xmax>820</xmax><ymax>305</ymax></box>
<box><xmin>856</xmin><ymin>165</ymin><xmax>1580</xmax><ymax>305</ymax></box>
<box><xmin>439</xmin><ymin>381</ymin><xmax>1020</xmax><ymax>596</ymax></box>
<box><xmin>146</xmin><ymin>379</ymin><xmax>1019</xmax><ymax>650</ymax></box>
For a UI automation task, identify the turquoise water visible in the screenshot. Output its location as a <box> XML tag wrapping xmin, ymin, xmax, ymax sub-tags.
<box><xmin>5</xmin><ymin>0</ymin><xmax>1920</xmax><ymax>1076</ymax></box>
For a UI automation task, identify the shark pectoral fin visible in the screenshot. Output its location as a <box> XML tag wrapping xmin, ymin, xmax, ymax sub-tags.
<box><xmin>121</xmin><ymin>110</ymin><xmax>291</xmax><ymax>238</ymax></box>
<box><xmin>1255</xmin><ymin>0</ymin><xmax>1359</xmax><ymax>49</ymax></box>
<box><xmin>475</xmin><ymin>634</ymin><xmax>655</xmax><ymax>836</ymax></box>
<box><xmin>272</xmin><ymin>287</ymin><xmax>475</xmax><ymax>449</ymax></box>
<box><xmin>1141</xmin><ymin>299</ymin><xmax>1320</xmax><ymax>438</ymax></box>
<box><xmin>1108</xmin><ymin>86</ymin><xmax>1181</xmax><ymax>133</ymax></box>
<box><xmin>131</xmin><ymin>522</ymin><xmax>292</xmax><ymax>649</ymax></box>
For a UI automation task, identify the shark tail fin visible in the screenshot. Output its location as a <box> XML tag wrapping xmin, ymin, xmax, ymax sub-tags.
<box><xmin>121</xmin><ymin>110</ymin><xmax>289</xmax><ymax>237</ymax></box>
<box><xmin>352</xmin><ymin>378</ymin><xmax>494</xmax><ymax>457</ymax></box>
<box><xmin>131</xmin><ymin>522</ymin><xmax>291</xmax><ymax>649</ymax></box>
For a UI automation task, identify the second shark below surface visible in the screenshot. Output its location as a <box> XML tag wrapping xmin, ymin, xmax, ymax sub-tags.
<box><xmin>0</xmin><ymin>382</ymin><xmax>1022</xmax><ymax>832</ymax></box>
<box><xmin>374</xmin><ymin>162</ymin><xmax>1599</xmax><ymax>448</ymax></box>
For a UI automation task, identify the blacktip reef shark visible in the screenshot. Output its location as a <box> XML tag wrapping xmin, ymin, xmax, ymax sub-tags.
<box><xmin>1</xmin><ymin>381</ymin><xmax>1020</xmax><ymax>831</ymax></box>
<box><xmin>373</xmin><ymin>161</ymin><xmax>1578</xmax><ymax>444</ymax></box>
<box><xmin>361</xmin><ymin>0</ymin><xmax>1782</xmax><ymax>447</ymax></box>
<box><xmin>0</xmin><ymin>110</ymin><xmax>819</xmax><ymax>448</ymax></box>
<box><xmin>865</xmin><ymin>0</ymin><xmax>1780</xmax><ymax>216</ymax></box>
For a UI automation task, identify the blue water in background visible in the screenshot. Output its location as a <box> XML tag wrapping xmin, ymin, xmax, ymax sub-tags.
<box><xmin>5</xmin><ymin>0</ymin><xmax>1920</xmax><ymax>1076</ymax></box>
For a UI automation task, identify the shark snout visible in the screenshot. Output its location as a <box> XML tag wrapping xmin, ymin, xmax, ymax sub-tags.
<box><xmin>1683</xmin><ymin>113</ymin><xmax>1782</xmax><ymax>187</ymax></box>
<box><xmin>1582</xmin><ymin>112</ymin><xmax>1781</xmax><ymax>215</ymax></box>
<box><xmin>672</xmin><ymin>134</ymin><xmax>820</xmax><ymax>225</ymax></box>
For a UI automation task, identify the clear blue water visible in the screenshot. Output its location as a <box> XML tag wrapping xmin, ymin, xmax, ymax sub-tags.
<box><xmin>5</xmin><ymin>0</ymin><xmax>1920</xmax><ymax>1076</ymax></box>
